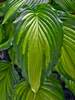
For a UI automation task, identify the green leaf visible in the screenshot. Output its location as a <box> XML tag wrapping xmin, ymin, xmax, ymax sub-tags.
<box><xmin>55</xmin><ymin>0</ymin><xmax>75</xmax><ymax>12</ymax></box>
<box><xmin>0</xmin><ymin>61</ymin><xmax>14</xmax><ymax>100</ymax></box>
<box><xmin>26</xmin><ymin>77</ymin><xmax>64</xmax><ymax>100</ymax></box>
<box><xmin>58</xmin><ymin>26</ymin><xmax>75</xmax><ymax>80</ymax></box>
<box><xmin>26</xmin><ymin>90</ymin><xmax>35</xmax><ymax>100</ymax></box>
<box><xmin>0</xmin><ymin>25</ymin><xmax>3</xmax><ymax>43</ymax></box>
<box><xmin>14</xmin><ymin>4</ymin><xmax>63</xmax><ymax>93</ymax></box>
<box><xmin>3</xmin><ymin>0</ymin><xmax>25</xmax><ymax>24</ymax></box>
<box><xmin>14</xmin><ymin>81</ymin><xmax>30</xmax><ymax>100</ymax></box>
<box><xmin>42</xmin><ymin>78</ymin><xmax>64</xmax><ymax>100</ymax></box>
<box><xmin>14</xmin><ymin>78</ymin><xmax>64</xmax><ymax>100</ymax></box>
<box><xmin>0</xmin><ymin>23</ymin><xmax>14</xmax><ymax>51</ymax></box>
<box><xmin>3</xmin><ymin>0</ymin><xmax>49</xmax><ymax>24</ymax></box>
<box><xmin>10</xmin><ymin>4</ymin><xmax>63</xmax><ymax>93</ymax></box>
<box><xmin>4</xmin><ymin>1</ymin><xmax>63</xmax><ymax>93</ymax></box>
<box><xmin>65</xmin><ymin>80</ymin><xmax>75</xmax><ymax>96</ymax></box>
<box><xmin>0</xmin><ymin>39</ymin><xmax>13</xmax><ymax>51</ymax></box>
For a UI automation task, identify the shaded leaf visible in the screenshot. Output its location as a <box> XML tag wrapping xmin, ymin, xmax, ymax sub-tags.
<box><xmin>14</xmin><ymin>78</ymin><xmax>64</xmax><ymax>100</ymax></box>
<box><xmin>0</xmin><ymin>23</ymin><xmax>14</xmax><ymax>51</ymax></box>
<box><xmin>0</xmin><ymin>25</ymin><xmax>3</xmax><ymax>43</ymax></box>
<box><xmin>14</xmin><ymin>81</ymin><xmax>30</xmax><ymax>100</ymax></box>
<box><xmin>0</xmin><ymin>61</ymin><xmax>14</xmax><ymax>100</ymax></box>
<box><xmin>57</xmin><ymin>26</ymin><xmax>75</xmax><ymax>81</ymax></box>
<box><xmin>3</xmin><ymin>0</ymin><xmax>49</xmax><ymax>23</ymax></box>
<box><xmin>55</xmin><ymin>0</ymin><xmax>75</xmax><ymax>12</ymax></box>
<box><xmin>65</xmin><ymin>80</ymin><xmax>75</xmax><ymax>96</ymax></box>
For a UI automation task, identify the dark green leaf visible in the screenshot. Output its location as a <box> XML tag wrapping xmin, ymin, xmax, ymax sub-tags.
<box><xmin>0</xmin><ymin>61</ymin><xmax>14</xmax><ymax>100</ymax></box>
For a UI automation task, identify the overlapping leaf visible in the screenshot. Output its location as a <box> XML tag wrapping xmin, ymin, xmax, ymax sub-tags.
<box><xmin>3</xmin><ymin>0</ymin><xmax>63</xmax><ymax>94</ymax></box>
<box><xmin>57</xmin><ymin>26</ymin><xmax>75</xmax><ymax>81</ymax></box>
<box><xmin>55</xmin><ymin>0</ymin><xmax>75</xmax><ymax>12</ymax></box>
<box><xmin>26</xmin><ymin>77</ymin><xmax>64</xmax><ymax>100</ymax></box>
<box><xmin>0</xmin><ymin>61</ymin><xmax>14</xmax><ymax>100</ymax></box>
<box><xmin>14</xmin><ymin>78</ymin><xmax>64</xmax><ymax>100</ymax></box>
<box><xmin>0</xmin><ymin>23</ymin><xmax>14</xmax><ymax>51</ymax></box>
<box><xmin>56</xmin><ymin>11</ymin><xmax>75</xmax><ymax>29</ymax></box>
<box><xmin>14</xmin><ymin>81</ymin><xmax>30</xmax><ymax>100</ymax></box>
<box><xmin>65</xmin><ymin>80</ymin><xmax>75</xmax><ymax>96</ymax></box>
<box><xmin>3</xmin><ymin>0</ymin><xmax>49</xmax><ymax>24</ymax></box>
<box><xmin>11</xmin><ymin>4</ymin><xmax>63</xmax><ymax>93</ymax></box>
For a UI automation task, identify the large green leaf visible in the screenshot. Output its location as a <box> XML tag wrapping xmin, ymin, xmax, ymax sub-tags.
<box><xmin>12</xmin><ymin>4</ymin><xmax>63</xmax><ymax>93</ymax></box>
<box><xmin>3</xmin><ymin>0</ymin><xmax>63</xmax><ymax>93</ymax></box>
<box><xmin>57</xmin><ymin>26</ymin><xmax>75</xmax><ymax>81</ymax></box>
<box><xmin>0</xmin><ymin>61</ymin><xmax>14</xmax><ymax>100</ymax></box>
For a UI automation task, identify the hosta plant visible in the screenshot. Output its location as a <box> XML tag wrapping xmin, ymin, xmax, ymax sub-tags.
<box><xmin>0</xmin><ymin>0</ymin><xmax>75</xmax><ymax>100</ymax></box>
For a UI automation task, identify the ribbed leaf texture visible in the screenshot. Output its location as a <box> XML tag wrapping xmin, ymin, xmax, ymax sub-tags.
<box><xmin>3</xmin><ymin>0</ymin><xmax>63</xmax><ymax>93</ymax></box>
<box><xmin>14</xmin><ymin>78</ymin><xmax>64</xmax><ymax>100</ymax></box>
<box><xmin>14</xmin><ymin>81</ymin><xmax>30</xmax><ymax>100</ymax></box>
<box><xmin>55</xmin><ymin>0</ymin><xmax>75</xmax><ymax>12</ymax></box>
<box><xmin>57</xmin><ymin>26</ymin><xmax>75</xmax><ymax>81</ymax></box>
<box><xmin>3</xmin><ymin>0</ymin><xmax>49</xmax><ymax>23</ymax></box>
<box><xmin>11</xmin><ymin>4</ymin><xmax>63</xmax><ymax>92</ymax></box>
<box><xmin>1</xmin><ymin>0</ymin><xmax>75</xmax><ymax>99</ymax></box>
<box><xmin>0</xmin><ymin>61</ymin><xmax>14</xmax><ymax>100</ymax></box>
<box><xmin>65</xmin><ymin>80</ymin><xmax>75</xmax><ymax>96</ymax></box>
